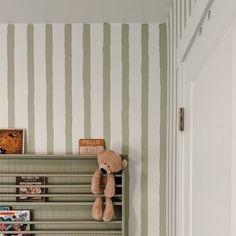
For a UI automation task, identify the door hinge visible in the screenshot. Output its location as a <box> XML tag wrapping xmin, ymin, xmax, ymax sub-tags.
<box><xmin>178</xmin><ymin>107</ymin><xmax>185</xmax><ymax>131</ymax></box>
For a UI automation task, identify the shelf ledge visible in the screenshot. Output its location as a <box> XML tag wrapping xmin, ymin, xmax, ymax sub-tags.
<box><xmin>0</xmin><ymin>173</ymin><xmax>122</xmax><ymax>177</ymax></box>
<box><xmin>0</xmin><ymin>220</ymin><xmax>122</xmax><ymax>224</ymax></box>
<box><xmin>0</xmin><ymin>201</ymin><xmax>122</xmax><ymax>206</ymax></box>
<box><xmin>0</xmin><ymin>154</ymin><xmax>128</xmax><ymax>160</ymax></box>
<box><xmin>0</xmin><ymin>184</ymin><xmax>122</xmax><ymax>188</ymax></box>
<box><xmin>0</xmin><ymin>230</ymin><xmax>122</xmax><ymax>234</ymax></box>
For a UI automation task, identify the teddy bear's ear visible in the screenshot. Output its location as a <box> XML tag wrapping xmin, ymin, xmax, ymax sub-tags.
<box><xmin>122</xmin><ymin>159</ymin><xmax>128</xmax><ymax>169</ymax></box>
<box><xmin>97</xmin><ymin>149</ymin><xmax>105</xmax><ymax>155</ymax></box>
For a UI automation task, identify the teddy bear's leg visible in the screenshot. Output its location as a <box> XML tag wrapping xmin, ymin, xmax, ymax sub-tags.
<box><xmin>102</xmin><ymin>197</ymin><xmax>114</xmax><ymax>222</ymax></box>
<box><xmin>91</xmin><ymin>169</ymin><xmax>102</xmax><ymax>195</ymax></box>
<box><xmin>104</xmin><ymin>174</ymin><xmax>115</xmax><ymax>198</ymax></box>
<box><xmin>92</xmin><ymin>196</ymin><xmax>103</xmax><ymax>221</ymax></box>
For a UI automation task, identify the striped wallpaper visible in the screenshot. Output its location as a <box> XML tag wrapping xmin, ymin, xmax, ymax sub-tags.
<box><xmin>0</xmin><ymin>23</ymin><xmax>166</xmax><ymax>236</ymax></box>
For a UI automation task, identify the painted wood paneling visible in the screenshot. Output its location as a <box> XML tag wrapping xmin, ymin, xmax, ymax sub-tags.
<box><xmin>167</xmin><ymin>1</ymin><xmax>214</xmax><ymax>236</ymax></box>
<box><xmin>167</xmin><ymin>1</ymin><xmax>236</xmax><ymax>236</ymax></box>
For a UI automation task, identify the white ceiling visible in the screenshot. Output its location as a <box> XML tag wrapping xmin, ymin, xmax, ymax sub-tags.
<box><xmin>0</xmin><ymin>0</ymin><xmax>172</xmax><ymax>23</ymax></box>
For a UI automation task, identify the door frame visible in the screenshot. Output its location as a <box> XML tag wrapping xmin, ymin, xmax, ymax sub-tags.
<box><xmin>232</xmin><ymin>26</ymin><xmax>236</xmax><ymax>236</ymax></box>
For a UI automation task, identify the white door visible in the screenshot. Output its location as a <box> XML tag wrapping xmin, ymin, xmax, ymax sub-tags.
<box><xmin>178</xmin><ymin>9</ymin><xmax>236</xmax><ymax>236</ymax></box>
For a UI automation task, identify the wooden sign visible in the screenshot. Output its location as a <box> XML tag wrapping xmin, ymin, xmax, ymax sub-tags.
<box><xmin>79</xmin><ymin>139</ymin><xmax>105</xmax><ymax>155</ymax></box>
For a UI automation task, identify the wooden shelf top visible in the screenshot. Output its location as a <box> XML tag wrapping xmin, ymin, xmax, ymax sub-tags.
<box><xmin>0</xmin><ymin>154</ymin><xmax>128</xmax><ymax>160</ymax></box>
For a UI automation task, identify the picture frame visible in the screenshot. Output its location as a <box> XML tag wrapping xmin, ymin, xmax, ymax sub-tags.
<box><xmin>0</xmin><ymin>129</ymin><xmax>25</xmax><ymax>154</ymax></box>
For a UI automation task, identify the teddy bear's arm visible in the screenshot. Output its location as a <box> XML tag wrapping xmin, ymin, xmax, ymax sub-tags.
<box><xmin>91</xmin><ymin>169</ymin><xmax>102</xmax><ymax>195</ymax></box>
<box><xmin>104</xmin><ymin>174</ymin><xmax>115</xmax><ymax>198</ymax></box>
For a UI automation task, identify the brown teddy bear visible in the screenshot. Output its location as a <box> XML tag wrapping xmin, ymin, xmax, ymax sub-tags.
<box><xmin>91</xmin><ymin>150</ymin><xmax>127</xmax><ymax>222</ymax></box>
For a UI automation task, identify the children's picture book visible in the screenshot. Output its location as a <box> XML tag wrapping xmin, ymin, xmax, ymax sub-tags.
<box><xmin>16</xmin><ymin>176</ymin><xmax>46</xmax><ymax>202</ymax></box>
<box><xmin>0</xmin><ymin>129</ymin><xmax>25</xmax><ymax>154</ymax></box>
<box><xmin>0</xmin><ymin>207</ymin><xmax>10</xmax><ymax>211</ymax></box>
<box><xmin>79</xmin><ymin>139</ymin><xmax>105</xmax><ymax>155</ymax></box>
<box><xmin>0</xmin><ymin>210</ymin><xmax>30</xmax><ymax>236</ymax></box>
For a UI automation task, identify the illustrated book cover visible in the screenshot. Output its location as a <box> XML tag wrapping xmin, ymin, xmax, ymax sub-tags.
<box><xmin>0</xmin><ymin>210</ymin><xmax>30</xmax><ymax>236</ymax></box>
<box><xmin>16</xmin><ymin>176</ymin><xmax>46</xmax><ymax>202</ymax></box>
<box><xmin>0</xmin><ymin>129</ymin><xmax>25</xmax><ymax>154</ymax></box>
<box><xmin>0</xmin><ymin>207</ymin><xmax>10</xmax><ymax>211</ymax></box>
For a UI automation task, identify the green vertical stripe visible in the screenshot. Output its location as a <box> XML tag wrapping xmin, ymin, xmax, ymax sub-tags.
<box><xmin>121</xmin><ymin>24</ymin><xmax>129</xmax><ymax>236</ymax></box>
<box><xmin>176</xmin><ymin>0</ymin><xmax>178</xmax><ymax>47</ymax></box>
<box><xmin>121</xmin><ymin>24</ymin><xmax>129</xmax><ymax>155</ymax></box>
<box><xmin>184</xmin><ymin>0</ymin><xmax>187</xmax><ymax>27</ymax></box>
<box><xmin>189</xmin><ymin>0</ymin><xmax>192</xmax><ymax>15</ymax></box>
<box><xmin>180</xmin><ymin>0</ymin><xmax>182</xmax><ymax>38</ymax></box>
<box><xmin>159</xmin><ymin>23</ymin><xmax>167</xmax><ymax>236</ymax></box>
<box><xmin>7</xmin><ymin>24</ymin><xmax>15</xmax><ymax>128</ymax></box>
<box><xmin>103</xmin><ymin>23</ymin><xmax>111</xmax><ymax>149</ymax></box>
<box><xmin>65</xmin><ymin>24</ymin><xmax>73</xmax><ymax>153</ymax></box>
<box><xmin>83</xmin><ymin>24</ymin><xmax>91</xmax><ymax>138</ymax></box>
<box><xmin>27</xmin><ymin>24</ymin><xmax>35</xmax><ymax>153</ymax></box>
<box><xmin>46</xmin><ymin>24</ymin><xmax>54</xmax><ymax>154</ymax></box>
<box><xmin>141</xmin><ymin>24</ymin><xmax>149</xmax><ymax>236</ymax></box>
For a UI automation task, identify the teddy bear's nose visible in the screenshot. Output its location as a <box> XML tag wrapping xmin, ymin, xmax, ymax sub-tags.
<box><xmin>100</xmin><ymin>168</ymin><xmax>107</xmax><ymax>175</ymax></box>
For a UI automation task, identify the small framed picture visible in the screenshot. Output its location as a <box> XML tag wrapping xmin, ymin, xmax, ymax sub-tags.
<box><xmin>0</xmin><ymin>129</ymin><xmax>25</xmax><ymax>154</ymax></box>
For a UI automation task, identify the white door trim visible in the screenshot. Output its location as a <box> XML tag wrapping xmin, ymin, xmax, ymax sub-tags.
<box><xmin>231</xmin><ymin>27</ymin><xmax>236</xmax><ymax>236</ymax></box>
<box><xmin>176</xmin><ymin>64</ymin><xmax>184</xmax><ymax>236</ymax></box>
<box><xmin>177</xmin><ymin>0</ymin><xmax>214</xmax><ymax>67</ymax></box>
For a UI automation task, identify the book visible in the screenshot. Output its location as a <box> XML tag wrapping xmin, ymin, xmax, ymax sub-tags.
<box><xmin>0</xmin><ymin>207</ymin><xmax>10</xmax><ymax>211</ymax></box>
<box><xmin>16</xmin><ymin>176</ymin><xmax>46</xmax><ymax>202</ymax></box>
<box><xmin>0</xmin><ymin>129</ymin><xmax>25</xmax><ymax>154</ymax></box>
<box><xmin>0</xmin><ymin>210</ymin><xmax>30</xmax><ymax>236</ymax></box>
<box><xmin>79</xmin><ymin>139</ymin><xmax>105</xmax><ymax>155</ymax></box>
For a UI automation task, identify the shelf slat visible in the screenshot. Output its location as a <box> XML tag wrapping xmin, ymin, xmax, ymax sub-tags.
<box><xmin>0</xmin><ymin>173</ymin><xmax>122</xmax><ymax>177</ymax></box>
<box><xmin>0</xmin><ymin>184</ymin><xmax>122</xmax><ymax>188</ymax></box>
<box><xmin>0</xmin><ymin>202</ymin><xmax>122</xmax><ymax>206</ymax></box>
<box><xmin>0</xmin><ymin>154</ymin><xmax>98</xmax><ymax>160</ymax></box>
<box><xmin>0</xmin><ymin>154</ymin><xmax>127</xmax><ymax>160</ymax></box>
<box><xmin>0</xmin><ymin>193</ymin><xmax>122</xmax><ymax>197</ymax></box>
<box><xmin>0</xmin><ymin>154</ymin><xmax>127</xmax><ymax>235</ymax></box>
<box><xmin>0</xmin><ymin>230</ymin><xmax>122</xmax><ymax>234</ymax></box>
<box><xmin>0</xmin><ymin>220</ymin><xmax>122</xmax><ymax>224</ymax></box>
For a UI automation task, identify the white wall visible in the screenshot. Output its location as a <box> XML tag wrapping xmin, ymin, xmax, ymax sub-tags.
<box><xmin>0</xmin><ymin>0</ymin><xmax>171</xmax><ymax>23</ymax></box>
